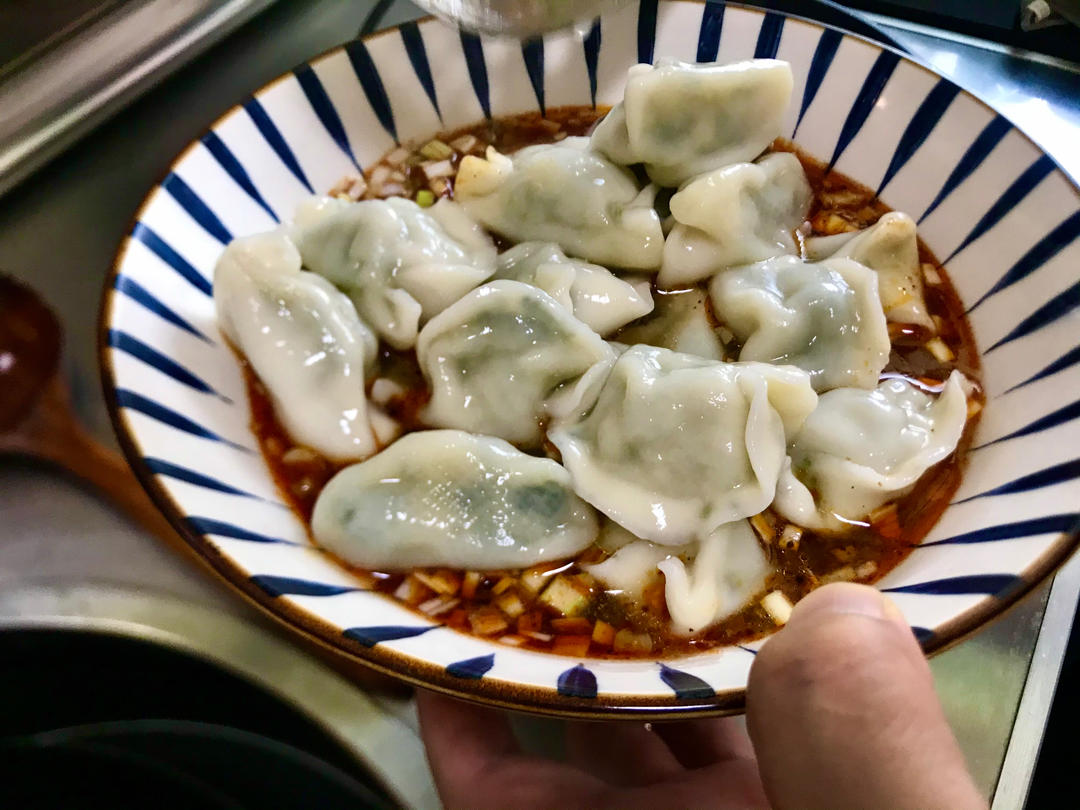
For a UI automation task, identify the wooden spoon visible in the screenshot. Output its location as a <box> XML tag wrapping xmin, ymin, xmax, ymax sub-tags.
<box><xmin>0</xmin><ymin>274</ymin><xmax>405</xmax><ymax>693</ymax></box>
<box><xmin>0</xmin><ymin>274</ymin><xmax>181</xmax><ymax>544</ymax></box>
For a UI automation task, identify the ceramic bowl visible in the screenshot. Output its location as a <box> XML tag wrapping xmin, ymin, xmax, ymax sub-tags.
<box><xmin>100</xmin><ymin>0</ymin><xmax>1080</xmax><ymax>718</ymax></box>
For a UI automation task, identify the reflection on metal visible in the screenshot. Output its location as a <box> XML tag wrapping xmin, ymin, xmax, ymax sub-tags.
<box><xmin>410</xmin><ymin>0</ymin><xmax>629</xmax><ymax>36</ymax></box>
<box><xmin>992</xmin><ymin>555</ymin><xmax>1080</xmax><ymax>810</ymax></box>
<box><xmin>0</xmin><ymin>580</ymin><xmax>438</xmax><ymax>810</ymax></box>
<box><xmin>866</xmin><ymin>13</ymin><xmax>1080</xmax><ymax>74</ymax></box>
<box><xmin>930</xmin><ymin>582</ymin><xmax>1051</xmax><ymax>799</ymax></box>
<box><xmin>0</xmin><ymin>0</ymin><xmax>277</xmax><ymax>198</ymax></box>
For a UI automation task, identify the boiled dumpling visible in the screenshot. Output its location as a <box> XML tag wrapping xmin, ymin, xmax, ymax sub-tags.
<box><xmin>214</xmin><ymin>231</ymin><xmax>393</xmax><ymax>461</ymax></box>
<box><xmin>495</xmin><ymin>242</ymin><xmax>654</xmax><ymax>335</ymax></box>
<box><xmin>543</xmin><ymin>340</ymin><xmax>624</xmax><ymax>423</ymax></box>
<box><xmin>660</xmin><ymin>153</ymin><xmax>812</xmax><ymax>288</ymax></box>
<box><xmin>549</xmin><ymin>345</ymin><xmax>818</xmax><ymax>545</ymax></box>
<box><xmin>311</xmin><ymin>430</ymin><xmax>598</xmax><ymax>570</ymax></box>
<box><xmin>615</xmin><ymin>287</ymin><xmax>724</xmax><ymax>361</ymax></box>
<box><xmin>805</xmin><ymin>212</ymin><xmax>934</xmax><ymax>330</ymax></box>
<box><xmin>585</xmin><ymin>525</ymin><xmax>674</xmax><ymax>600</ymax></box>
<box><xmin>709</xmin><ymin>255</ymin><xmax>890</xmax><ymax>392</ymax></box>
<box><xmin>658</xmin><ymin>520</ymin><xmax>771</xmax><ymax>636</ymax></box>
<box><xmin>416</xmin><ymin>280</ymin><xmax>612</xmax><ymax>446</ymax></box>
<box><xmin>586</xmin><ymin>520</ymin><xmax>769</xmax><ymax>635</ymax></box>
<box><xmin>774</xmin><ymin>371</ymin><xmax>969</xmax><ymax>531</ymax></box>
<box><xmin>291</xmin><ymin>194</ymin><xmax>349</xmax><ymax>229</ymax></box>
<box><xmin>591</xmin><ymin>59</ymin><xmax>794</xmax><ymax>187</ymax></box>
<box><xmin>454</xmin><ymin>140</ymin><xmax>665</xmax><ymax>270</ymax></box>
<box><xmin>293</xmin><ymin>197</ymin><xmax>496</xmax><ymax>350</ymax></box>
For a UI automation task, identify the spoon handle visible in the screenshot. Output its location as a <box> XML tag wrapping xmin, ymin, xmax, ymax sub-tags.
<box><xmin>12</xmin><ymin>379</ymin><xmax>408</xmax><ymax>692</ymax></box>
<box><xmin>9</xmin><ymin>377</ymin><xmax>185</xmax><ymax>550</ymax></box>
<box><xmin>60</xmin><ymin>421</ymin><xmax>183</xmax><ymax>547</ymax></box>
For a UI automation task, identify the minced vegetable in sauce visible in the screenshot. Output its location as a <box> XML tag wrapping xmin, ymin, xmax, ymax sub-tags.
<box><xmin>242</xmin><ymin>106</ymin><xmax>983</xmax><ymax>659</ymax></box>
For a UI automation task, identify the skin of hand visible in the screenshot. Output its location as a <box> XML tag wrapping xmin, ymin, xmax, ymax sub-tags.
<box><xmin>417</xmin><ymin>583</ymin><xmax>987</xmax><ymax>810</ymax></box>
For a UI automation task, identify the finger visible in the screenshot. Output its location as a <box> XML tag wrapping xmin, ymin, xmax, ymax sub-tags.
<box><xmin>565</xmin><ymin>721</ymin><xmax>683</xmax><ymax>786</ymax></box>
<box><xmin>652</xmin><ymin>716</ymin><xmax>755</xmax><ymax>768</ymax></box>
<box><xmin>747</xmin><ymin>583</ymin><xmax>985</xmax><ymax>810</ymax></box>
<box><xmin>416</xmin><ymin>688</ymin><xmax>520</xmax><ymax>782</ymax></box>
<box><xmin>417</xmin><ymin>690</ymin><xmax>605</xmax><ymax>809</ymax></box>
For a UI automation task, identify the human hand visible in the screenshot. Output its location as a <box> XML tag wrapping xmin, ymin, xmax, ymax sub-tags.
<box><xmin>417</xmin><ymin>583</ymin><xmax>986</xmax><ymax>810</ymax></box>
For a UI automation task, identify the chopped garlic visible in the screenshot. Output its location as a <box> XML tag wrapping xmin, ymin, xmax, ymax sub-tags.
<box><xmin>450</xmin><ymin>134</ymin><xmax>479</xmax><ymax>153</ymax></box>
<box><xmin>385</xmin><ymin>145</ymin><xmax>411</xmax><ymax>166</ymax></box>
<box><xmin>370</xmin><ymin>377</ymin><xmax>406</xmax><ymax>405</ymax></box>
<box><xmin>924</xmin><ymin>337</ymin><xmax>954</xmax><ymax>363</ymax></box>
<box><xmin>819</xmin><ymin>566</ymin><xmax>857</xmax><ymax>585</ymax></box>
<box><xmin>825</xmin><ymin>213</ymin><xmax>856</xmax><ymax>234</ymax></box>
<box><xmin>495</xmin><ymin>590</ymin><xmax>526</xmax><ymax>618</ymax></box>
<box><xmin>414</xmin><ymin>570</ymin><xmax>461</xmax><ymax>595</ymax></box>
<box><xmin>422</xmin><ymin>159</ymin><xmax>454</xmax><ymax>179</ymax></box>
<box><xmin>519</xmin><ymin>567</ymin><xmax>549</xmax><ymax>594</ymax></box>
<box><xmin>460</xmin><ymin>571</ymin><xmax>482</xmax><ymax>600</ymax></box>
<box><xmin>281</xmin><ymin>447</ymin><xmax>319</xmax><ymax>465</ymax></box>
<box><xmin>369</xmin><ymin>165</ymin><xmax>391</xmax><ymax>189</ymax></box>
<box><xmin>418</xmin><ymin>596</ymin><xmax>459</xmax><ymax>616</ymax></box>
<box><xmin>780</xmin><ymin>524</ymin><xmax>803</xmax><ymax>550</ymax></box>
<box><xmin>762</xmin><ymin>591</ymin><xmax>794</xmax><ymax>625</ymax></box>
<box><xmin>592</xmin><ymin>620</ymin><xmax>616</xmax><ymax>646</ymax></box>
<box><xmin>855</xmin><ymin>561</ymin><xmax>878</xmax><ymax>579</ymax></box>
<box><xmin>750</xmin><ymin>513</ymin><xmax>776</xmax><ymax>543</ymax></box>
<box><xmin>347</xmin><ymin>175</ymin><xmax>368</xmax><ymax>200</ymax></box>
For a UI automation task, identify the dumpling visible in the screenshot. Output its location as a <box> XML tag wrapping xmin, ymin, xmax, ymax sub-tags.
<box><xmin>774</xmin><ymin>371</ymin><xmax>969</xmax><ymax>531</ymax></box>
<box><xmin>805</xmin><ymin>212</ymin><xmax>934</xmax><ymax>330</ymax></box>
<box><xmin>454</xmin><ymin>140</ymin><xmax>665</xmax><ymax>270</ymax></box>
<box><xmin>548</xmin><ymin>345</ymin><xmax>818</xmax><ymax>545</ymax></box>
<box><xmin>709</xmin><ymin>255</ymin><xmax>890</xmax><ymax>392</ymax></box>
<box><xmin>292</xmin><ymin>196</ymin><xmax>496</xmax><ymax>349</ymax></box>
<box><xmin>291</xmin><ymin>194</ymin><xmax>349</xmax><ymax>229</ymax></box>
<box><xmin>659</xmin><ymin>152</ymin><xmax>812</xmax><ymax>288</ymax></box>
<box><xmin>416</xmin><ymin>280</ymin><xmax>612</xmax><ymax>446</ymax></box>
<box><xmin>591</xmin><ymin>58</ymin><xmax>794</xmax><ymax>187</ymax></box>
<box><xmin>615</xmin><ymin>287</ymin><xmax>724</xmax><ymax>361</ymax></box>
<box><xmin>311</xmin><ymin>430</ymin><xmax>598</xmax><ymax>570</ymax></box>
<box><xmin>586</xmin><ymin>520</ymin><xmax>770</xmax><ymax>636</ymax></box>
<box><xmin>495</xmin><ymin>242</ymin><xmax>654</xmax><ymax>335</ymax></box>
<box><xmin>543</xmin><ymin>340</ymin><xmax>624</xmax><ymax>423</ymax></box>
<box><xmin>585</xmin><ymin>525</ymin><xmax>673</xmax><ymax>599</ymax></box>
<box><xmin>658</xmin><ymin>520</ymin><xmax>771</xmax><ymax>636</ymax></box>
<box><xmin>214</xmin><ymin>231</ymin><xmax>393</xmax><ymax>461</ymax></box>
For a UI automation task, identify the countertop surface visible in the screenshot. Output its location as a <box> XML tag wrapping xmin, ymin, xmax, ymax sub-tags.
<box><xmin>0</xmin><ymin>2</ymin><xmax>1077</xmax><ymax>807</ymax></box>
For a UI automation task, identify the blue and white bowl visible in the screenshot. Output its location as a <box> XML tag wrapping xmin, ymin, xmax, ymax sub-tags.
<box><xmin>100</xmin><ymin>1</ymin><xmax>1080</xmax><ymax>717</ymax></box>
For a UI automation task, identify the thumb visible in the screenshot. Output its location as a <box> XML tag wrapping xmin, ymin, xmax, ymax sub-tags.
<box><xmin>746</xmin><ymin>583</ymin><xmax>985</xmax><ymax>810</ymax></box>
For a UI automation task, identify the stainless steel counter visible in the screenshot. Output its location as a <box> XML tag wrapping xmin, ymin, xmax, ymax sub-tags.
<box><xmin>0</xmin><ymin>2</ymin><xmax>1076</xmax><ymax>807</ymax></box>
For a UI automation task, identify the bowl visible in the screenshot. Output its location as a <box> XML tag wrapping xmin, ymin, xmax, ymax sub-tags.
<box><xmin>100</xmin><ymin>0</ymin><xmax>1080</xmax><ymax>718</ymax></box>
